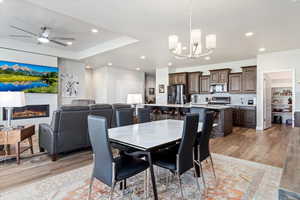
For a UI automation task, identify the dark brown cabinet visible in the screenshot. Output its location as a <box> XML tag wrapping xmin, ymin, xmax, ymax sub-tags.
<box><xmin>209</xmin><ymin>69</ymin><xmax>231</xmax><ymax>84</ymax></box>
<box><xmin>169</xmin><ymin>73</ymin><xmax>188</xmax><ymax>85</ymax></box>
<box><xmin>242</xmin><ymin>66</ymin><xmax>257</xmax><ymax>94</ymax></box>
<box><xmin>200</xmin><ymin>75</ymin><xmax>210</xmax><ymax>93</ymax></box>
<box><xmin>232</xmin><ymin>106</ymin><xmax>256</xmax><ymax>128</ymax></box>
<box><xmin>229</xmin><ymin>73</ymin><xmax>242</xmax><ymax>93</ymax></box>
<box><xmin>187</xmin><ymin>72</ymin><xmax>202</xmax><ymax>94</ymax></box>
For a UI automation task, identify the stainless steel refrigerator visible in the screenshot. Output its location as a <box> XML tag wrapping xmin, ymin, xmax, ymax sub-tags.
<box><xmin>168</xmin><ymin>84</ymin><xmax>186</xmax><ymax>104</ymax></box>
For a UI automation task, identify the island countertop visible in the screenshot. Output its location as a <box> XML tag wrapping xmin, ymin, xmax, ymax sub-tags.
<box><xmin>144</xmin><ymin>103</ymin><xmax>232</xmax><ymax>110</ymax></box>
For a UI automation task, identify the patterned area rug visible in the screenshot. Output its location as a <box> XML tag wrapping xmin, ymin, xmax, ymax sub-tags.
<box><xmin>0</xmin><ymin>154</ymin><xmax>281</xmax><ymax>200</ymax></box>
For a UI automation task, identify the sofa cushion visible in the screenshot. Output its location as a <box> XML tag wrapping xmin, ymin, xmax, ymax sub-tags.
<box><xmin>90</xmin><ymin>104</ymin><xmax>112</xmax><ymax>110</ymax></box>
<box><xmin>60</xmin><ymin>105</ymin><xmax>90</xmax><ymax>111</ymax></box>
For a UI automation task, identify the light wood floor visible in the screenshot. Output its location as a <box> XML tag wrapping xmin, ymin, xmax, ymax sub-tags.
<box><xmin>0</xmin><ymin>124</ymin><xmax>295</xmax><ymax>192</ymax></box>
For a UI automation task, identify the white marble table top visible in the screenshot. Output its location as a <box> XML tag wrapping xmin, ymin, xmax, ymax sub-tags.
<box><xmin>109</xmin><ymin>120</ymin><xmax>208</xmax><ymax>151</ymax></box>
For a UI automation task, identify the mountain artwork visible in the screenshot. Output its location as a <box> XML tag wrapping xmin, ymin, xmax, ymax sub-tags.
<box><xmin>0</xmin><ymin>60</ymin><xmax>58</xmax><ymax>93</ymax></box>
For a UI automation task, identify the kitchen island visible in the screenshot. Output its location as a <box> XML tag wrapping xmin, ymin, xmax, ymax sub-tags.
<box><xmin>144</xmin><ymin>103</ymin><xmax>233</xmax><ymax>137</ymax></box>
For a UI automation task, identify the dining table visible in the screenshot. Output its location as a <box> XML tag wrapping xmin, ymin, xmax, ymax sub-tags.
<box><xmin>108</xmin><ymin>119</ymin><xmax>215</xmax><ymax>200</ymax></box>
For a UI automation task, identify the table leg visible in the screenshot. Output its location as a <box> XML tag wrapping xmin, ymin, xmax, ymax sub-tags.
<box><xmin>193</xmin><ymin>147</ymin><xmax>200</xmax><ymax>177</ymax></box>
<box><xmin>16</xmin><ymin>142</ymin><xmax>20</xmax><ymax>164</ymax></box>
<box><xmin>28</xmin><ymin>136</ymin><xmax>34</xmax><ymax>154</ymax></box>
<box><xmin>147</xmin><ymin>152</ymin><xmax>158</xmax><ymax>200</ymax></box>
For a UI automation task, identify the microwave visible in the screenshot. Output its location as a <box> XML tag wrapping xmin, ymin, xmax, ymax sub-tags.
<box><xmin>210</xmin><ymin>84</ymin><xmax>228</xmax><ymax>93</ymax></box>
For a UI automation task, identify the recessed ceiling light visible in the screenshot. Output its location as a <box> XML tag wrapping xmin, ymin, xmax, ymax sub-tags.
<box><xmin>245</xmin><ymin>32</ymin><xmax>254</xmax><ymax>37</ymax></box>
<box><xmin>259</xmin><ymin>47</ymin><xmax>266</xmax><ymax>52</ymax></box>
<box><xmin>182</xmin><ymin>46</ymin><xmax>187</xmax><ymax>50</ymax></box>
<box><xmin>37</xmin><ymin>37</ymin><xmax>49</xmax><ymax>43</ymax></box>
<box><xmin>86</xmin><ymin>65</ymin><xmax>92</xmax><ymax>69</ymax></box>
<box><xmin>140</xmin><ymin>56</ymin><xmax>146</xmax><ymax>60</ymax></box>
<box><xmin>204</xmin><ymin>56</ymin><xmax>211</xmax><ymax>60</ymax></box>
<box><xmin>107</xmin><ymin>62</ymin><xmax>112</xmax><ymax>66</ymax></box>
<box><xmin>136</xmin><ymin>67</ymin><xmax>141</xmax><ymax>71</ymax></box>
<box><xmin>66</xmin><ymin>41</ymin><xmax>73</xmax><ymax>46</ymax></box>
<box><xmin>91</xmin><ymin>28</ymin><xmax>99</xmax><ymax>33</ymax></box>
<box><xmin>168</xmin><ymin>62</ymin><xmax>172</xmax><ymax>66</ymax></box>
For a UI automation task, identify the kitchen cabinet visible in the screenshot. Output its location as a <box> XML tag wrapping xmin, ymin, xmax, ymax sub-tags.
<box><xmin>200</xmin><ymin>75</ymin><xmax>210</xmax><ymax>93</ymax></box>
<box><xmin>209</xmin><ymin>69</ymin><xmax>231</xmax><ymax>84</ymax></box>
<box><xmin>187</xmin><ymin>72</ymin><xmax>202</xmax><ymax>94</ymax></box>
<box><xmin>229</xmin><ymin>73</ymin><xmax>242</xmax><ymax>93</ymax></box>
<box><xmin>242</xmin><ymin>66</ymin><xmax>257</xmax><ymax>94</ymax></box>
<box><xmin>169</xmin><ymin>73</ymin><xmax>188</xmax><ymax>85</ymax></box>
<box><xmin>232</xmin><ymin>106</ymin><xmax>256</xmax><ymax>128</ymax></box>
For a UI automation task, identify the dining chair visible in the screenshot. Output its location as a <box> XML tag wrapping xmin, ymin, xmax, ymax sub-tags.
<box><xmin>138</xmin><ymin>108</ymin><xmax>151</xmax><ymax>123</ymax></box>
<box><xmin>87</xmin><ymin>115</ymin><xmax>149</xmax><ymax>200</ymax></box>
<box><xmin>194</xmin><ymin>111</ymin><xmax>216</xmax><ymax>189</ymax></box>
<box><xmin>152</xmin><ymin>113</ymin><xmax>200</xmax><ymax>199</ymax></box>
<box><xmin>116</xmin><ymin>108</ymin><xmax>134</xmax><ymax>127</ymax></box>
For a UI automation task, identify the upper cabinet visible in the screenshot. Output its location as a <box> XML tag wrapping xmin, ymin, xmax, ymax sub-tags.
<box><xmin>200</xmin><ymin>75</ymin><xmax>210</xmax><ymax>94</ymax></box>
<box><xmin>242</xmin><ymin>66</ymin><xmax>257</xmax><ymax>94</ymax></box>
<box><xmin>169</xmin><ymin>72</ymin><xmax>188</xmax><ymax>85</ymax></box>
<box><xmin>187</xmin><ymin>72</ymin><xmax>202</xmax><ymax>94</ymax></box>
<box><xmin>229</xmin><ymin>73</ymin><xmax>242</xmax><ymax>94</ymax></box>
<box><xmin>209</xmin><ymin>69</ymin><xmax>231</xmax><ymax>84</ymax></box>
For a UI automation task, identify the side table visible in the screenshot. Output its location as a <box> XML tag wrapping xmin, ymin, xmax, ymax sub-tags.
<box><xmin>0</xmin><ymin>125</ymin><xmax>35</xmax><ymax>164</ymax></box>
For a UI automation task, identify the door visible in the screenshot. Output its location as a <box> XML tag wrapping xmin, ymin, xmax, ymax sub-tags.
<box><xmin>219</xmin><ymin>70</ymin><xmax>229</xmax><ymax>83</ymax></box>
<box><xmin>210</xmin><ymin>71</ymin><xmax>219</xmax><ymax>84</ymax></box>
<box><xmin>263</xmin><ymin>74</ymin><xmax>272</xmax><ymax>129</ymax></box>
<box><xmin>229</xmin><ymin>73</ymin><xmax>242</xmax><ymax>93</ymax></box>
<box><xmin>200</xmin><ymin>76</ymin><xmax>210</xmax><ymax>93</ymax></box>
<box><xmin>188</xmin><ymin>72</ymin><xmax>200</xmax><ymax>94</ymax></box>
<box><xmin>242</xmin><ymin>66</ymin><xmax>257</xmax><ymax>93</ymax></box>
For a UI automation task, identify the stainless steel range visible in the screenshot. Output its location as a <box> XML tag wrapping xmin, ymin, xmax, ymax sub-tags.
<box><xmin>209</xmin><ymin>97</ymin><xmax>231</xmax><ymax>105</ymax></box>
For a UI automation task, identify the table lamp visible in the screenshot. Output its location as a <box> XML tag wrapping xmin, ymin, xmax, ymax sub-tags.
<box><xmin>0</xmin><ymin>92</ymin><xmax>26</xmax><ymax>130</ymax></box>
<box><xmin>127</xmin><ymin>94</ymin><xmax>143</xmax><ymax>115</ymax></box>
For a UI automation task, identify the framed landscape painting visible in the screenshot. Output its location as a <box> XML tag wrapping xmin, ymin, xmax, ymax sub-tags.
<box><xmin>0</xmin><ymin>60</ymin><xmax>58</xmax><ymax>93</ymax></box>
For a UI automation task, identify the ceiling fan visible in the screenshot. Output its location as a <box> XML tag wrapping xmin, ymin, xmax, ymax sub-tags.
<box><xmin>9</xmin><ymin>25</ymin><xmax>75</xmax><ymax>47</ymax></box>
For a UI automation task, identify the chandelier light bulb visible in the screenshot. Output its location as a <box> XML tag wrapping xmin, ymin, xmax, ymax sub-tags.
<box><xmin>206</xmin><ymin>34</ymin><xmax>216</xmax><ymax>49</ymax></box>
<box><xmin>176</xmin><ymin>42</ymin><xmax>182</xmax><ymax>54</ymax></box>
<box><xmin>191</xmin><ymin>29</ymin><xmax>201</xmax><ymax>45</ymax></box>
<box><xmin>169</xmin><ymin>35</ymin><xmax>178</xmax><ymax>50</ymax></box>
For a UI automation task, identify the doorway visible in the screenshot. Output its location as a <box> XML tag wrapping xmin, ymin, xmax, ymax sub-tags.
<box><xmin>263</xmin><ymin>70</ymin><xmax>294</xmax><ymax>130</ymax></box>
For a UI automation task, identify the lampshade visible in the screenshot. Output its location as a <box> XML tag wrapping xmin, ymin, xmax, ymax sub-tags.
<box><xmin>168</xmin><ymin>35</ymin><xmax>178</xmax><ymax>50</ymax></box>
<box><xmin>127</xmin><ymin>94</ymin><xmax>142</xmax><ymax>104</ymax></box>
<box><xmin>206</xmin><ymin>34</ymin><xmax>216</xmax><ymax>49</ymax></box>
<box><xmin>191</xmin><ymin>29</ymin><xmax>201</xmax><ymax>44</ymax></box>
<box><xmin>0</xmin><ymin>92</ymin><xmax>26</xmax><ymax>107</ymax></box>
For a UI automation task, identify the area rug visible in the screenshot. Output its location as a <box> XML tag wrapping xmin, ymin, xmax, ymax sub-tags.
<box><xmin>0</xmin><ymin>154</ymin><xmax>282</xmax><ymax>200</ymax></box>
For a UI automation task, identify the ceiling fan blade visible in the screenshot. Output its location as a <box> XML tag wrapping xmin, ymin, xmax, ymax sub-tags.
<box><xmin>10</xmin><ymin>25</ymin><xmax>38</xmax><ymax>36</ymax></box>
<box><xmin>9</xmin><ymin>35</ymin><xmax>33</xmax><ymax>38</ymax></box>
<box><xmin>50</xmin><ymin>37</ymin><xmax>75</xmax><ymax>41</ymax></box>
<box><xmin>50</xmin><ymin>39</ymin><xmax>67</xmax><ymax>47</ymax></box>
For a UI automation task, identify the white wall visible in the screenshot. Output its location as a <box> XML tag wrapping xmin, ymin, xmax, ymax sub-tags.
<box><xmin>93</xmin><ymin>66</ymin><xmax>145</xmax><ymax>104</ymax></box>
<box><xmin>257</xmin><ymin>49</ymin><xmax>300</xmax><ymax>130</ymax></box>
<box><xmin>174</xmin><ymin>59</ymin><xmax>257</xmax><ymax>74</ymax></box>
<box><xmin>155</xmin><ymin>67</ymin><xmax>169</xmax><ymax>104</ymax></box>
<box><xmin>0</xmin><ymin>48</ymin><xmax>58</xmax><ymax>126</ymax></box>
<box><xmin>58</xmin><ymin>58</ymin><xmax>91</xmax><ymax>105</ymax></box>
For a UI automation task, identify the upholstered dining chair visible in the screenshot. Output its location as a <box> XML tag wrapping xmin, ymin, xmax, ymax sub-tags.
<box><xmin>87</xmin><ymin>115</ymin><xmax>149</xmax><ymax>200</ymax></box>
<box><xmin>193</xmin><ymin>111</ymin><xmax>216</xmax><ymax>189</ymax></box>
<box><xmin>116</xmin><ymin>108</ymin><xmax>134</xmax><ymax>127</ymax></box>
<box><xmin>137</xmin><ymin>108</ymin><xmax>151</xmax><ymax>123</ymax></box>
<box><xmin>152</xmin><ymin>113</ymin><xmax>200</xmax><ymax>199</ymax></box>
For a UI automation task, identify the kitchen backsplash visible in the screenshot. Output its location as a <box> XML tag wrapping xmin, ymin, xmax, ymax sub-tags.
<box><xmin>191</xmin><ymin>93</ymin><xmax>257</xmax><ymax>105</ymax></box>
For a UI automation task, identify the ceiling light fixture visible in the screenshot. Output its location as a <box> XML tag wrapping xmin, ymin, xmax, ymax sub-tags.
<box><xmin>204</xmin><ymin>56</ymin><xmax>211</xmax><ymax>60</ymax></box>
<box><xmin>136</xmin><ymin>67</ymin><xmax>141</xmax><ymax>71</ymax></box>
<box><xmin>86</xmin><ymin>65</ymin><xmax>92</xmax><ymax>69</ymax></box>
<box><xmin>107</xmin><ymin>62</ymin><xmax>112</xmax><ymax>66</ymax></box>
<box><xmin>168</xmin><ymin>0</ymin><xmax>216</xmax><ymax>59</ymax></box>
<box><xmin>140</xmin><ymin>56</ymin><xmax>146</xmax><ymax>60</ymax></box>
<box><xmin>37</xmin><ymin>37</ymin><xmax>49</xmax><ymax>44</ymax></box>
<box><xmin>182</xmin><ymin>46</ymin><xmax>187</xmax><ymax>50</ymax></box>
<box><xmin>0</xmin><ymin>0</ymin><xmax>4</xmax><ymax>3</ymax></box>
<box><xmin>259</xmin><ymin>47</ymin><xmax>266</xmax><ymax>52</ymax></box>
<box><xmin>91</xmin><ymin>28</ymin><xmax>99</xmax><ymax>33</ymax></box>
<box><xmin>67</xmin><ymin>41</ymin><xmax>73</xmax><ymax>46</ymax></box>
<box><xmin>168</xmin><ymin>62</ymin><xmax>173</xmax><ymax>66</ymax></box>
<box><xmin>245</xmin><ymin>32</ymin><xmax>254</xmax><ymax>37</ymax></box>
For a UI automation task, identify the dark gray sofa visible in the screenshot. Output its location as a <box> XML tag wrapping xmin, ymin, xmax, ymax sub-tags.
<box><xmin>39</xmin><ymin>104</ymin><xmax>114</xmax><ymax>161</ymax></box>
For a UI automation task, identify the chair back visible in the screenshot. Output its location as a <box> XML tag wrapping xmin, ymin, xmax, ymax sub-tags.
<box><xmin>138</xmin><ymin>108</ymin><xmax>151</xmax><ymax>123</ymax></box>
<box><xmin>88</xmin><ymin>115</ymin><xmax>114</xmax><ymax>186</ymax></box>
<box><xmin>198</xmin><ymin>111</ymin><xmax>215</xmax><ymax>162</ymax></box>
<box><xmin>177</xmin><ymin>113</ymin><xmax>199</xmax><ymax>175</ymax></box>
<box><xmin>89</xmin><ymin>104</ymin><xmax>113</xmax><ymax>128</ymax></box>
<box><xmin>111</xmin><ymin>104</ymin><xmax>132</xmax><ymax>127</ymax></box>
<box><xmin>116</xmin><ymin>108</ymin><xmax>134</xmax><ymax>127</ymax></box>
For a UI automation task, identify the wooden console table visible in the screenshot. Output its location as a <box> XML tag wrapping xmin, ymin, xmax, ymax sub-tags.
<box><xmin>0</xmin><ymin>125</ymin><xmax>35</xmax><ymax>164</ymax></box>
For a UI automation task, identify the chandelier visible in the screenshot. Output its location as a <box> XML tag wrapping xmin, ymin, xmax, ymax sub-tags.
<box><xmin>168</xmin><ymin>0</ymin><xmax>216</xmax><ymax>59</ymax></box>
